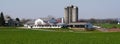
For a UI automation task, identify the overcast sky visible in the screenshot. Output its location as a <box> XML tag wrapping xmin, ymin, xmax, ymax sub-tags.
<box><xmin>0</xmin><ymin>0</ymin><xmax>120</xmax><ymax>19</ymax></box>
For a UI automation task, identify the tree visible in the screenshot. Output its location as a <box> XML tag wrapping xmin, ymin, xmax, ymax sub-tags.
<box><xmin>47</xmin><ymin>15</ymin><xmax>55</xmax><ymax>19</ymax></box>
<box><xmin>15</xmin><ymin>18</ymin><xmax>20</xmax><ymax>26</ymax></box>
<box><xmin>89</xmin><ymin>18</ymin><xmax>96</xmax><ymax>24</ymax></box>
<box><xmin>21</xmin><ymin>19</ymin><xmax>30</xmax><ymax>24</ymax></box>
<box><xmin>16</xmin><ymin>18</ymin><xmax>20</xmax><ymax>22</ymax></box>
<box><xmin>0</xmin><ymin>12</ymin><xmax>5</xmax><ymax>26</ymax></box>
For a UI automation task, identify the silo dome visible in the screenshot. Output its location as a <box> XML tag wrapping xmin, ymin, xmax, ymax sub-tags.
<box><xmin>34</xmin><ymin>19</ymin><xmax>46</xmax><ymax>25</ymax></box>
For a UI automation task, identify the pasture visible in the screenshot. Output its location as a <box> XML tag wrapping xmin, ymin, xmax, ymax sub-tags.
<box><xmin>0</xmin><ymin>27</ymin><xmax>120</xmax><ymax>44</ymax></box>
<box><xmin>99</xmin><ymin>24</ymin><xmax>120</xmax><ymax>28</ymax></box>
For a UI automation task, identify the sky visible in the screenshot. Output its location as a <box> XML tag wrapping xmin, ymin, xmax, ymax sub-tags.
<box><xmin>0</xmin><ymin>0</ymin><xmax>120</xmax><ymax>19</ymax></box>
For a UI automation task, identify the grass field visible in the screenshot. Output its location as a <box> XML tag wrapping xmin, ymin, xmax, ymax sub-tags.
<box><xmin>0</xmin><ymin>27</ymin><xmax>120</xmax><ymax>44</ymax></box>
<box><xmin>99</xmin><ymin>24</ymin><xmax>120</xmax><ymax>28</ymax></box>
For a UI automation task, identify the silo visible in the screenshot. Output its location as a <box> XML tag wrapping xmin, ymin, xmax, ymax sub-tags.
<box><xmin>61</xmin><ymin>18</ymin><xmax>64</xmax><ymax>23</ymax></box>
<box><xmin>64</xmin><ymin>7</ymin><xmax>69</xmax><ymax>24</ymax></box>
<box><xmin>72</xmin><ymin>6</ymin><xmax>78</xmax><ymax>22</ymax></box>
<box><xmin>64</xmin><ymin>5</ymin><xmax>78</xmax><ymax>24</ymax></box>
<box><xmin>68</xmin><ymin>6</ymin><xmax>73</xmax><ymax>23</ymax></box>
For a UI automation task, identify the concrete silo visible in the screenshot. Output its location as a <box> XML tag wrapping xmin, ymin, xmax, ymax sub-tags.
<box><xmin>64</xmin><ymin>7</ymin><xmax>69</xmax><ymax>24</ymax></box>
<box><xmin>68</xmin><ymin>5</ymin><xmax>73</xmax><ymax>23</ymax></box>
<box><xmin>64</xmin><ymin>5</ymin><xmax>78</xmax><ymax>24</ymax></box>
<box><xmin>72</xmin><ymin>6</ymin><xmax>78</xmax><ymax>22</ymax></box>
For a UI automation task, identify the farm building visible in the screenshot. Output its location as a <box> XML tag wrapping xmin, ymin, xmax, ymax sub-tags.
<box><xmin>24</xmin><ymin>18</ymin><xmax>64</xmax><ymax>28</ymax></box>
<box><xmin>24</xmin><ymin>5</ymin><xmax>93</xmax><ymax>29</ymax></box>
<box><xmin>68</xmin><ymin>22</ymin><xmax>93</xmax><ymax>29</ymax></box>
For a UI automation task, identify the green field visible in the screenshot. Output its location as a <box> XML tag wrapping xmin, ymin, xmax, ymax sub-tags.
<box><xmin>0</xmin><ymin>27</ymin><xmax>120</xmax><ymax>44</ymax></box>
<box><xmin>98</xmin><ymin>24</ymin><xmax>120</xmax><ymax>28</ymax></box>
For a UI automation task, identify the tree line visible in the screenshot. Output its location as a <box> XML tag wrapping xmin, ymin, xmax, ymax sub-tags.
<box><xmin>79</xmin><ymin>18</ymin><xmax>118</xmax><ymax>25</ymax></box>
<box><xmin>0</xmin><ymin>12</ymin><xmax>21</xmax><ymax>26</ymax></box>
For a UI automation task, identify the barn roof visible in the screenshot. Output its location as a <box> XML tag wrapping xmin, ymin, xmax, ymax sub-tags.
<box><xmin>68</xmin><ymin>22</ymin><xmax>90</xmax><ymax>25</ymax></box>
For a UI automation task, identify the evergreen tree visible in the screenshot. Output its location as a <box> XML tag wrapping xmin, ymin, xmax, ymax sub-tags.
<box><xmin>15</xmin><ymin>18</ymin><xmax>20</xmax><ymax>26</ymax></box>
<box><xmin>16</xmin><ymin>18</ymin><xmax>20</xmax><ymax>22</ymax></box>
<box><xmin>0</xmin><ymin>15</ymin><xmax>1</xmax><ymax>26</ymax></box>
<box><xmin>0</xmin><ymin>12</ymin><xmax>5</xmax><ymax>26</ymax></box>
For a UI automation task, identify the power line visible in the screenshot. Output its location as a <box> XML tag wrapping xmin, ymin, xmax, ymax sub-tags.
<box><xmin>65</xmin><ymin>0</ymin><xmax>80</xmax><ymax>6</ymax></box>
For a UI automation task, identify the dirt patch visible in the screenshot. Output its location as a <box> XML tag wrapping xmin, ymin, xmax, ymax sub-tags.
<box><xmin>108</xmin><ymin>28</ymin><xmax>120</xmax><ymax>32</ymax></box>
<box><xmin>97</xmin><ymin>28</ymin><xmax>120</xmax><ymax>32</ymax></box>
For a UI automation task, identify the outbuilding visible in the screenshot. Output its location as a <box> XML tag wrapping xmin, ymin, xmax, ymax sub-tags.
<box><xmin>68</xmin><ymin>22</ymin><xmax>93</xmax><ymax>29</ymax></box>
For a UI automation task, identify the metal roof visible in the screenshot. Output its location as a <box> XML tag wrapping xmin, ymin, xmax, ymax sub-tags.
<box><xmin>68</xmin><ymin>22</ymin><xmax>89</xmax><ymax>25</ymax></box>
